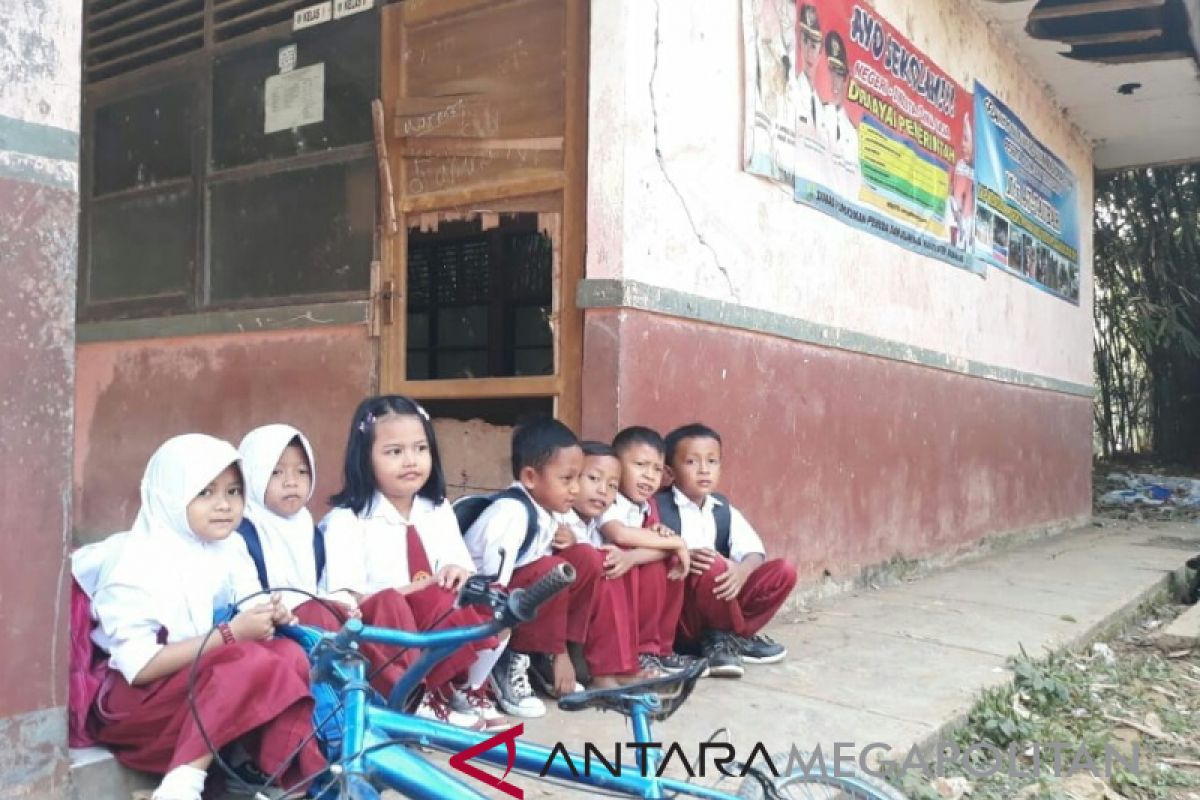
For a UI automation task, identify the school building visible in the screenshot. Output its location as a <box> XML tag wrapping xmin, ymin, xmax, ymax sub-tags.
<box><xmin>3</xmin><ymin>0</ymin><xmax>1200</xmax><ymax>795</ymax></box>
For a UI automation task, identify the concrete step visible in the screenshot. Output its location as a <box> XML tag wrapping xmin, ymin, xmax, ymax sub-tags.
<box><xmin>68</xmin><ymin>747</ymin><xmax>154</xmax><ymax>800</ymax></box>
<box><xmin>1153</xmin><ymin>600</ymin><xmax>1200</xmax><ymax>650</ymax></box>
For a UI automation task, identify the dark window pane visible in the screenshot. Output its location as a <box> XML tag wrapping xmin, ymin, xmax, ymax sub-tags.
<box><xmin>89</xmin><ymin>189</ymin><xmax>194</xmax><ymax>302</ymax></box>
<box><xmin>209</xmin><ymin>159</ymin><xmax>374</xmax><ymax>301</ymax></box>
<box><xmin>514</xmin><ymin>348</ymin><xmax>554</xmax><ymax>376</ymax></box>
<box><xmin>513</xmin><ymin>306</ymin><xmax>552</xmax><ymax>347</ymax></box>
<box><xmin>438</xmin><ymin>306</ymin><xmax>488</xmax><ymax>348</ymax></box>
<box><xmin>435</xmin><ymin>351</ymin><xmax>489</xmax><ymax>380</ymax></box>
<box><xmin>211</xmin><ymin>13</ymin><xmax>378</xmax><ymax>170</ymax></box>
<box><xmin>405</xmin><ymin>212</ymin><xmax>554</xmax><ymax>380</ymax></box>
<box><xmin>407</xmin><ymin>311</ymin><xmax>430</xmax><ymax>348</ymax></box>
<box><xmin>407</xmin><ymin>350</ymin><xmax>430</xmax><ymax>380</ymax></box>
<box><xmin>93</xmin><ymin>83</ymin><xmax>193</xmax><ymax>195</ymax></box>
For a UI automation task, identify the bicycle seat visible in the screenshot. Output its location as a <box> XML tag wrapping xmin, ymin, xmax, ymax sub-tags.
<box><xmin>557</xmin><ymin>659</ymin><xmax>707</xmax><ymax>721</ymax></box>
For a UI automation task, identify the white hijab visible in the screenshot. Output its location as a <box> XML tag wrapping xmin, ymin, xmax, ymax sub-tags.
<box><xmin>238</xmin><ymin>424</ymin><xmax>318</xmax><ymax>602</ymax></box>
<box><xmin>79</xmin><ymin>434</ymin><xmax>244</xmax><ymax>681</ymax></box>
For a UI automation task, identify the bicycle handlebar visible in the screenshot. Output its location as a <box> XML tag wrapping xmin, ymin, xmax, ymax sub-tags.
<box><xmin>508</xmin><ymin>562</ymin><xmax>576</xmax><ymax>623</ymax></box>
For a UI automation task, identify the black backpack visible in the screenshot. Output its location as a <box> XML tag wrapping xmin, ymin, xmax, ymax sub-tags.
<box><xmin>236</xmin><ymin>517</ymin><xmax>326</xmax><ymax>592</ymax></box>
<box><xmin>452</xmin><ymin>486</ymin><xmax>541</xmax><ymax>563</ymax></box>
<box><xmin>654</xmin><ymin>489</ymin><xmax>733</xmax><ymax>558</ymax></box>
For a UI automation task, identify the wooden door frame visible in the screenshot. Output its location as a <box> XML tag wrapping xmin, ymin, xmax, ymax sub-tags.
<box><xmin>376</xmin><ymin>0</ymin><xmax>588</xmax><ymax>430</ymax></box>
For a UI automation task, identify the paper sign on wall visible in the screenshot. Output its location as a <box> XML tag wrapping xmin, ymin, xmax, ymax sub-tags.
<box><xmin>264</xmin><ymin>63</ymin><xmax>325</xmax><ymax>134</ymax></box>
<box><xmin>293</xmin><ymin>2</ymin><xmax>332</xmax><ymax>30</ymax></box>
<box><xmin>334</xmin><ymin>0</ymin><xmax>374</xmax><ymax>19</ymax></box>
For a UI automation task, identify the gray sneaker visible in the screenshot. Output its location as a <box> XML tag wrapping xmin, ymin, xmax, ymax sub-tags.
<box><xmin>701</xmin><ymin>632</ymin><xmax>745</xmax><ymax>678</ymax></box>
<box><xmin>733</xmin><ymin>633</ymin><xmax>788</xmax><ymax>665</ymax></box>
<box><xmin>488</xmin><ymin>651</ymin><xmax>547</xmax><ymax>718</ymax></box>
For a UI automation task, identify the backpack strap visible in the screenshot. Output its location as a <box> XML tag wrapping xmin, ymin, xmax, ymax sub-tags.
<box><xmin>312</xmin><ymin>525</ymin><xmax>326</xmax><ymax>584</ymax></box>
<box><xmin>654</xmin><ymin>489</ymin><xmax>733</xmax><ymax>558</ymax></box>
<box><xmin>712</xmin><ymin>492</ymin><xmax>733</xmax><ymax>559</ymax></box>
<box><xmin>654</xmin><ymin>489</ymin><xmax>682</xmax><ymax>539</ymax></box>
<box><xmin>494</xmin><ymin>486</ymin><xmax>540</xmax><ymax>563</ymax></box>
<box><xmin>235</xmin><ymin>518</ymin><xmax>269</xmax><ymax>591</ymax></box>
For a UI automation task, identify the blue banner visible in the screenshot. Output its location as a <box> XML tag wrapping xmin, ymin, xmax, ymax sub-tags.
<box><xmin>972</xmin><ymin>84</ymin><xmax>1080</xmax><ymax>303</ymax></box>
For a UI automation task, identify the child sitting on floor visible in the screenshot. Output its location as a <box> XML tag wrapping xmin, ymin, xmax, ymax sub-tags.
<box><xmin>658</xmin><ymin>423</ymin><xmax>797</xmax><ymax>678</ymax></box>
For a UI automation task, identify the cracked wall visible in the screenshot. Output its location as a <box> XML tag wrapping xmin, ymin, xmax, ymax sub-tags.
<box><xmin>0</xmin><ymin>0</ymin><xmax>80</xmax><ymax>796</ymax></box>
<box><xmin>586</xmin><ymin>0</ymin><xmax>1094</xmax><ymax>387</ymax></box>
<box><xmin>582</xmin><ymin>0</ymin><xmax>1095</xmax><ymax>580</ymax></box>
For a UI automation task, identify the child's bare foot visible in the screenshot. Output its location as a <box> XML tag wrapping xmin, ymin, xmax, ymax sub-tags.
<box><xmin>590</xmin><ymin>674</ymin><xmax>622</xmax><ymax>689</ymax></box>
<box><xmin>551</xmin><ymin>651</ymin><xmax>577</xmax><ymax>697</ymax></box>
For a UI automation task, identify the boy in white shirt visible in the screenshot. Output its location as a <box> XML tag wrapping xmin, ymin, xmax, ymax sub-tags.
<box><xmin>464</xmin><ymin>417</ymin><xmax>639</xmax><ymax>714</ymax></box>
<box><xmin>657</xmin><ymin>423</ymin><xmax>798</xmax><ymax>678</ymax></box>
<box><xmin>597</xmin><ymin>427</ymin><xmax>694</xmax><ymax>673</ymax></box>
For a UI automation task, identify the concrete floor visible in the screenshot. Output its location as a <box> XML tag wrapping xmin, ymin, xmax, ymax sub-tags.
<box><xmin>72</xmin><ymin>520</ymin><xmax>1200</xmax><ymax>799</ymax></box>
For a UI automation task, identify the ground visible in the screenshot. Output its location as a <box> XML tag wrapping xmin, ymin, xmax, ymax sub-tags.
<box><xmin>894</xmin><ymin>599</ymin><xmax>1200</xmax><ymax>800</ymax></box>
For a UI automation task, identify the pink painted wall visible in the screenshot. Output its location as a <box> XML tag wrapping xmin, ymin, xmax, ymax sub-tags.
<box><xmin>74</xmin><ymin>326</ymin><xmax>374</xmax><ymax>543</ymax></box>
<box><xmin>583</xmin><ymin>309</ymin><xmax>1093</xmax><ymax>584</ymax></box>
<box><xmin>0</xmin><ymin>178</ymin><xmax>75</xmax><ymax>794</ymax></box>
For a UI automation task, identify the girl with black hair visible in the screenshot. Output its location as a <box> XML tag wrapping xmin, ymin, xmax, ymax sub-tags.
<box><xmin>320</xmin><ymin>396</ymin><xmax>508</xmax><ymax>731</ymax></box>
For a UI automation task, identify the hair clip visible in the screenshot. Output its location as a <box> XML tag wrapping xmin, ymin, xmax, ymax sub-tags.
<box><xmin>357</xmin><ymin>411</ymin><xmax>377</xmax><ymax>434</ymax></box>
<box><xmin>415</xmin><ymin>403</ymin><xmax>431</xmax><ymax>422</ymax></box>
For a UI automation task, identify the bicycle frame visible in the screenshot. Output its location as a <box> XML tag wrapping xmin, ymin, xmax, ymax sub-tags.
<box><xmin>316</xmin><ymin>620</ymin><xmax>745</xmax><ymax>800</ymax></box>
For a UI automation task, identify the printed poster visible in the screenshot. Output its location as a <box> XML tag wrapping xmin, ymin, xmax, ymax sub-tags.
<box><xmin>973</xmin><ymin>84</ymin><xmax>1081</xmax><ymax>303</ymax></box>
<box><xmin>742</xmin><ymin>0</ymin><xmax>980</xmax><ymax>273</ymax></box>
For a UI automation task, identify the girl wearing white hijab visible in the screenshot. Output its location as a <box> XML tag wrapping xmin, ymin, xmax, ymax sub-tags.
<box><xmin>73</xmin><ymin>434</ymin><xmax>325</xmax><ymax>800</ymax></box>
<box><xmin>232</xmin><ymin>423</ymin><xmax>423</xmax><ymax>701</ymax></box>
<box><xmin>233</xmin><ymin>424</ymin><xmax>326</xmax><ymax>610</ymax></box>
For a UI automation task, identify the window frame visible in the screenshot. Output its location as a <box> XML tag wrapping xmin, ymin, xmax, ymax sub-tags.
<box><xmin>78</xmin><ymin>12</ymin><xmax>381</xmax><ymax>324</ymax></box>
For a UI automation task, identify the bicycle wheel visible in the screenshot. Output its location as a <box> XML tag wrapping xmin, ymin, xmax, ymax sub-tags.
<box><xmin>734</xmin><ymin>752</ymin><xmax>907</xmax><ymax>800</ymax></box>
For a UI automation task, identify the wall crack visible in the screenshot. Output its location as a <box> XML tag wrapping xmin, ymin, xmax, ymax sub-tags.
<box><xmin>650</xmin><ymin>0</ymin><xmax>740</xmax><ymax>302</ymax></box>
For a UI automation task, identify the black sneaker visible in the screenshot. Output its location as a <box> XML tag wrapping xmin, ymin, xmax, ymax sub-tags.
<box><xmin>657</xmin><ymin>651</ymin><xmax>709</xmax><ymax>676</ymax></box>
<box><xmin>701</xmin><ymin>631</ymin><xmax>744</xmax><ymax>678</ymax></box>
<box><xmin>734</xmin><ymin>633</ymin><xmax>787</xmax><ymax>665</ymax></box>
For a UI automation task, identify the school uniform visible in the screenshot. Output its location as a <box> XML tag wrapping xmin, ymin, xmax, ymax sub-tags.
<box><xmin>321</xmin><ymin>493</ymin><xmax>493</xmax><ymax>693</ymax></box>
<box><xmin>463</xmin><ymin>484</ymin><xmax>634</xmax><ymax>676</ymax></box>
<box><xmin>662</xmin><ymin>486</ymin><xmax>798</xmax><ymax>645</ymax></box>
<box><xmin>600</xmin><ymin>493</ymin><xmax>686</xmax><ymax>659</ymax></box>
<box><xmin>75</xmin><ymin>434</ymin><xmax>324</xmax><ymax>786</ymax></box>
<box><xmin>559</xmin><ymin>510</ymin><xmax>638</xmax><ymax>676</ymax></box>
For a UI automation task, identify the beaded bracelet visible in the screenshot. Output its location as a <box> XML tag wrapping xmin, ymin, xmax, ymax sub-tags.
<box><xmin>218</xmin><ymin>622</ymin><xmax>236</xmax><ymax>646</ymax></box>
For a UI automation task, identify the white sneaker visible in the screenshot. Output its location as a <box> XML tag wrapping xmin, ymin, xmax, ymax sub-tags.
<box><xmin>414</xmin><ymin>690</ymin><xmax>486</xmax><ymax>730</ymax></box>
<box><xmin>450</xmin><ymin>685</ymin><xmax>512</xmax><ymax>731</ymax></box>
<box><xmin>488</xmin><ymin>651</ymin><xmax>547</xmax><ymax>718</ymax></box>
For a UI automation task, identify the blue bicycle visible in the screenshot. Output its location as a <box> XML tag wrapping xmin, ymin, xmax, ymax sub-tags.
<box><xmin>253</xmin><ymin>565</ymin><xmax>903</xmax><ymax>799</ymax></box>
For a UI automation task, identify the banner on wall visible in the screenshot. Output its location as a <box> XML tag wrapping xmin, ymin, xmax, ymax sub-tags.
<box><xmin>742</xmin><ymin>0</ymin><xmax>980</xmax><ymax>273</ymax></box>
<box><xmin>972</xmin><ymin>84</ymin><xmax>1080</xmax><ymax>303</ymax></box>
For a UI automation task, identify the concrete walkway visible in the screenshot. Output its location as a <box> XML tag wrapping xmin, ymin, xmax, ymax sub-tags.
<box><xmin>71</xmin><ymin>520</ymin><xmax>1200</xmax><ymax>799</ymax></box>
<box><xmin>504</xmin><ymin>520</ymin><xmax>1200</xmax><ymax>797</ymax></box>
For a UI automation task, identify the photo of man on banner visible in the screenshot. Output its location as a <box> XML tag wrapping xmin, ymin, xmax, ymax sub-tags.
<box><xmin>819</xmin><ymin>30</ymin><xmax>861</xmax><ymax>200</ymax></box>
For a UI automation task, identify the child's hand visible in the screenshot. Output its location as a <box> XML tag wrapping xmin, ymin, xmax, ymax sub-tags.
<box><xmin>551</xmin><ymin>651</ymin><xmax>577</xmax><ymax>697</ymax></box>
<box><xmin>551</xmin><ymin>524</ymin><xmax>575</xmax><ymax>551</ymax></box>
<box><xmin>322</xmin><ymin>590</ymin><xmax>362</xmax><ymax>619</ymax></box>
<box><xmin>649</xmin><ymin>523</ymin><xmax>676</xmax><ymax>538</ymax></box>
<box><xmin>269</xmin><ymin>593</ymin><xmax>297</xmax><ymax>626</ymax></box>
<box><xmin>713</xmin><ymin>562</ymin><xmax>749</xmax><ymax>601</ymax></box>
<box><xmin>399</xmin><ymin>575</ymin><xmax>435</xmax><ymax>595</ymax></box>
<box><xmin>689</xmin><ymin>548</ymin><xmax>719</xmax><ymax>575</ymax></box>
<box><xmin>436</xmin><ymin>564</ymin><xmax>470</xmax><ymax>592</ymax></box>
<box><xmin>230</xmin><ymin>602</ymin><xmax>275</xmax><ymax>642</ymax></box>
<box><xmin>599</xmin><ymin>545</ymin><xmax>635</xmax><ymax>579</ymax></box>
<box><xmin>667</xmin><ymin>545</ymin><xmax>691</xmax><ymax>581</ymax></box>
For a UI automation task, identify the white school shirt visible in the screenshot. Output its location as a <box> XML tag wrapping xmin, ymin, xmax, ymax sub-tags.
<box><xmin>321</xmin><ymin>493</ymin><xmax>474</xmax><ymax>596</ymax></box>
<box><xmin>599</xmin><ymin>492</ymin><xmax>651</xmax><ymax>530</ymax></box>
<box><xmin>561</xmin><ymin>509</ymin><xmax>604</xmax><ymax>547</ymax></box>
<box><xmin>670</xmin><ymin>486</ymin><xmax>766</xmax><ymax>564</ymax></box>
<box><xmin>462</xmin><ymin>483</ymin><xmax>558</xmax><ymax>585</ymax></box>
<box><xmin>821</xmin><ymin>102</ymin><xmax>862</xmax><ymax>200</ymax></box>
